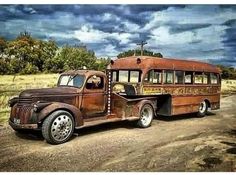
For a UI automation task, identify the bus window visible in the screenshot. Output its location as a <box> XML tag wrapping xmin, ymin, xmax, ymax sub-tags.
<box><xmin>112</xmin><ymin>71</ymin><xmax>117</xmax><ymax>82</ymax></box>
<box><xmin>194</xmin><ymin>72</ymin><xmax>203</xmax><ymax>84</ymax></box>
<box><xmin>210</xmin><ymin>73</ymin><xmax>218</xmax><ymax>84</ymax></box>
<box><xmin>185</xmin><ymin>71</ymin><xmax>193</xmax><ymax>84</ymax></box>
<box><xmin>153</xmin><ymin>70</ymin><xmax>162</xmax><ymax>84</ymax></box>
<box><xmin>203</xmin><ymin>73</ymin><xmax>209</xmax><ymax>84</ymax></box>
<box><xmin>164</xmin><ymin>70</ymin><xmax>173</xmax><ymax>84</ymax></box>
<box><xmin>119</xmin><ymin>70</ymin><xmax>129</xmax><ymax>82</ymax></box>
<box><xmin>175</xmin><ymin>71</ymin><xmax>184</xmax><ymax>84</ymax></box>
<box><xmin>144</xmin><ymin>70</ymin><xmax>162</xmax><ymax>84</ymax></box>
<box><xmin>130</xmin><ymin>71</ymin><xmax>140</xmax><ymax>83</ymax></box>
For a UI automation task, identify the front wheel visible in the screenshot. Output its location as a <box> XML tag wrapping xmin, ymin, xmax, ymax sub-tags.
<box><xmin>136</xmin><ymin>103</ymin><xmax>154</xmax><ymax>128</ymax></box>
<box><xmin>42</xmin><ymin>110</ymin><xmax>75</xmax><ymax>144</ymax></box>
<box><xmin>197</xmin><ymin>101</ymin><xmax>208</xmax><ymax>117</ymax></box>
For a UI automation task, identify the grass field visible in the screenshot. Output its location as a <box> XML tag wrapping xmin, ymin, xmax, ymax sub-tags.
<box><xmin>0</xmin><ymin>74</ymin><xmax>59</xmax><ymax>125</ymax></box>
<box><xmin>0</xmin><ymin>74</ymin><xmax>236</xmax><ymax>125</ymax></box>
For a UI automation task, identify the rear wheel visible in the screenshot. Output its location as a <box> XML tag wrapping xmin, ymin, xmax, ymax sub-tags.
<box><xmin>42</xmin><ymin>110</ymin><xmax>75</xmax><ymax>144</ymax></box>
<box><xmin>197</xmin><ymin>100</ymin><xmax>208</xmax><ymax>117</ymax></box>
<box><xmin>136</xmin><ymin>103</ymin><xmax>154</xmax><ymax>128</ymax></box>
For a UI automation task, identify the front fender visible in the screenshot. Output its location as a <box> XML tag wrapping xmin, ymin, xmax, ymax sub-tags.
<box><xmin>37</xmin><ymin>102</ymin><xmax>83</xmax><ymax>127</ymax></box>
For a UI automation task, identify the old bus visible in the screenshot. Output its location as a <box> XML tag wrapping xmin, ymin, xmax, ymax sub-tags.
<box><xmin>9</xmin><ymin>55</ymin><xmax>221</xmax><ymax>144</ymax></box>
<box><xmin>110</xmin><ymin>56</ymin><xmax>221</xmax><ymax>117</ymax></box>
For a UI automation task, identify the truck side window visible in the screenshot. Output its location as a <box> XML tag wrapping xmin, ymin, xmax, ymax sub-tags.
<box><xmin>86</xmin><ymin>75</ymin><xmax>104</xmax><ymax>89</ymax></box>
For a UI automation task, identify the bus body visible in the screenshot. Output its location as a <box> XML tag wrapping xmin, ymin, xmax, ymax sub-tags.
<box><xmin>109</xmin><ymin>56</ymin><xmax>221</xmax><ymax>116</ymax></box>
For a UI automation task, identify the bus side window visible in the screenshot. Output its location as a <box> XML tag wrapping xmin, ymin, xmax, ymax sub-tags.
<box><xmin>210</xmin><ymin>73</ymin><xmax>218</xmax><ymax>84</ymax></box>
<box><xmin>185</xmin><ymin>71</ymin><xmax>193</xmax><ymax>84</ymax></box>
<box><xmin>152</xmin><ymin>70</ymin><xmax>162</xmax><ymax>84</ymax></box>
<box><xmin>130</xmin><ymin>71</ymin><xmax>140</xmax><ymax>83</ymax></box>
<box><xmin>175</xmin><ymin>71</ymin><xmax>184</xmax><ymax>84</ymax></box>
<box><xmin>164</xmin><ymin>70</ymin><xmax>173</xmax><ymax>84</ymax></box>
<box><xmin>194</xmin><ymin>72</ymin><xmax>203</xmax><ymax>84</ymax></box>
<box><xmin>203</xmin><ymin>73</ymin><xmax>209</xmax><ymax>84</ymax></box>
<box><xmin>144</xmin><ymin>70</ymin><xmax>161</xmax><ymax>84</ymax></box>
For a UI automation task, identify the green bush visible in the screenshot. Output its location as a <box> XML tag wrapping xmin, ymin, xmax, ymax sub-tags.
<box><xmin>21</xmin><ymin>63</ymin><xmax>39</xmax><ymax>74</ymax></box>
<box><xmin>0</xmin><ymin>59</ymin><xmax>11</xmax><ymax>75</ymax></box>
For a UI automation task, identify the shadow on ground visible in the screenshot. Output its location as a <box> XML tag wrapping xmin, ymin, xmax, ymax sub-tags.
<box><xmin>156</xmin><ymin>112</ymin><xmax>216</xmax><ymax>121</ymax></box>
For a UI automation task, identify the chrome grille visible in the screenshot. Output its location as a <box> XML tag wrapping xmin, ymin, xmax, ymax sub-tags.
<box><xmin>18</xmin><ymin>97</ymin><xmax>32</xmax><ymax>105</ymax></box>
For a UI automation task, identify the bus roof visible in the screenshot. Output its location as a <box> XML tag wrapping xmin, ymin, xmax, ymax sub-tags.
<box><xmin>109</xmin><ymin>56</ymin><xmax>221</xmax><ymax>73</ymax></box>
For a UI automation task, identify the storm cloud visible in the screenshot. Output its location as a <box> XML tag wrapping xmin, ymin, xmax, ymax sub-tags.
<box><xmin>0</xmin><ymin>4</ymin><xmax>235</xmax><ymax>67</ymax></box>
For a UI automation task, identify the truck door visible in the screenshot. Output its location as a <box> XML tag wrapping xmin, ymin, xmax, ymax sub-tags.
<box><xmin>81</xmin><ymin>74</ymin><xmax>107</xmax><ymax>118</ymax></box>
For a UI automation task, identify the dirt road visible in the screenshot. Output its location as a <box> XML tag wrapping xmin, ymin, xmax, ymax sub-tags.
<box><xmin>0</xmin><ymin>95</ymin><xmax>236</xmax><ymax>172</ymax></box>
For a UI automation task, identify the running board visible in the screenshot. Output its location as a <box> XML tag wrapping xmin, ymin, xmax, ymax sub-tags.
<box><xmin>75</xmin><ymin>116</ymin><xmax>139</xmax><ymax>129</ymax></box>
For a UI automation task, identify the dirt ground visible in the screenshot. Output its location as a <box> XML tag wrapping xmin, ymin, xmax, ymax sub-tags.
<box><xmin>0</xmin><ymin>95</ymin><xmax>236</xmax><ymax>172</ymax></box>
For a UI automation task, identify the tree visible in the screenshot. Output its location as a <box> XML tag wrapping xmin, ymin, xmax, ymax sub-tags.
<box><xmin>117</xmin><ymin>49</ymin><xmax>163</xmax><ymax>58</ymax></box>
<box><xmin>44</xmin><ymin>45</ymin><xmax>97</xmax><ymax>73</ymax></box>
<box><xmin>95</xmin><ymin>57</ymin><xmax>111</xmax><ymax>71</ymax></box>
<box><xmin>4</xmin><ymin>32</ymin><xmax>58</xmax><ymax>73</ymax></box>
<box><xmin>0</xmin><ymin>37</ymin><xmax>7</xmax><ymax>55</ymax></box>
<box><xmin>217</xmin><ymin>65</ymin><xmax>236</xmax><ymax>79</ymax></box>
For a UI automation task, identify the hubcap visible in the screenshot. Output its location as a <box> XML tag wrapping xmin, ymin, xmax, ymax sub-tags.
<box><xmin>199</xmin><ymin>101</ymin><xmax>207</xmax><ymax>113</ymax></box>
<box><xmin>51</xmin><ymin>115</ymin><xmax>73</xmax><ymax>142</ymax></box>
<box><xmin>140</xmin><ymin>106</ymin><xmax>153</xmax><ymax>126</ymax></box>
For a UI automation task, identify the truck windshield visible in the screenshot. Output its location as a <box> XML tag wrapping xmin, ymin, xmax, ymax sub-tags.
<box><xmin>58</xmin><ymin>74</ymin><xmax>85</xmax><ymax>88</ymax></box>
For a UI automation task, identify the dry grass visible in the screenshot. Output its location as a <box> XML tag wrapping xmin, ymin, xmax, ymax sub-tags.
<box><xmin>0</xmin><ymin>74</ymin><xmax>59</xmax><ymax>125</ymax></box>
<box><xmin>221</xmin><ymin>79</ymin><xmax>236</xmax><ymax>94</ymax></box>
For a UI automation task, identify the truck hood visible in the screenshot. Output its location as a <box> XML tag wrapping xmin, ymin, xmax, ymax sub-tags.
<box><xmin>19</xmin><ymin>87</ymin><xmax>79</xmax><ymax>98</ymax></box>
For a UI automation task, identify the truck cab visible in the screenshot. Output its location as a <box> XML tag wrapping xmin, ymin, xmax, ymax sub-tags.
<box><xmin>9</xmin><ymin>69</ymin><xmax>156</xmax><ymax>144</ymax></box>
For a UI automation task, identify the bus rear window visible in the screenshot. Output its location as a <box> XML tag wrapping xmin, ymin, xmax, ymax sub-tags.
<box><xmin>119</xmin><ymin>70</ymin><xmax>129</xmax><ymax>82</ymax></box>
<box><xmin>112</xmin><ymin>70</ymin><xmax>141</xmax><ymax>83</ymax></box>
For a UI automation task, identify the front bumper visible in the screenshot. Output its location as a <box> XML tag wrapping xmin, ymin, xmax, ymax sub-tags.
<box><xmin>9</xmin><ymin>119</ymin><xmax>39</xmax><ymax>130</ymax></box>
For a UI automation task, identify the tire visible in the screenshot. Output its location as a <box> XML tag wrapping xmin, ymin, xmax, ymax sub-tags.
<box><xmin>197</xmin><ymin>100</ymin><xmax>208</xmax><ymax>117</ymax></box>
<box><xmin>42</xmin><ymin>110</ymin><xmax>75</xmax><ymax>144</ymax></box>
<box><xmin>136</xmin><ymin>103</ymin><xmax>154</xmax><ymax>128</ymax></box>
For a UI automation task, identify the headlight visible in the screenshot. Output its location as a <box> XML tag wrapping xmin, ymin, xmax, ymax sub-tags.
<box><xmin>33</xmin><ymin>104</ymin><xmax>38</xmax><ymax>112</ymax></box>
<box><xmin>32</xmin><ymin>101</ymin><xmax>51</xmax><ymax>113</ymax></box>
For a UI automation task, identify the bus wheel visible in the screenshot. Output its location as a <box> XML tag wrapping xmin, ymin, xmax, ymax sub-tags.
<box><xmin>137</xmin><ymin>103</ymin><xmax>154</xmax><ymax>128</ymax></box>
<box><xmin>42</xmin><ymin>110</ymin><xmax>75</xmax><ymax>144</ymax></box>
<box><xmin>197</xmin><ymin>101</ymin><xmax>208</xmax><ymax>117</ymax></box>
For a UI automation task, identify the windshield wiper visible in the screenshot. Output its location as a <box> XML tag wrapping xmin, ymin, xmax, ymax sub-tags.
<box><xmin>66</xmin><ymin>74</ymin><xmax>78</xmax><ymax>85</ymax></box>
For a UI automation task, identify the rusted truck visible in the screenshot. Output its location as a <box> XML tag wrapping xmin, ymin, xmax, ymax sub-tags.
<box><xmin>9</xmin><ymin>56</ymin><xmax>221</xmax><ymax>144</ymax></box>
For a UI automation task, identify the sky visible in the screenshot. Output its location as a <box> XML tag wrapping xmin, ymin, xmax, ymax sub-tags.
<box><xmin>0</xmin><ymin>5</ymin><xmax>236</xmax><ymax>67</ymax></box>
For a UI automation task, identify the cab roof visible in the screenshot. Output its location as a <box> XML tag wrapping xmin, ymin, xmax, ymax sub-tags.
<box><xmin>61</xmin><ymin>70</ymin><xmax>106</xmax><ymax>77</ymax></box>
<box><xmin>109</xmin><ymin>56</ymin><xmax>221</xmax><ymax>73</ymax></box>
